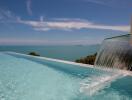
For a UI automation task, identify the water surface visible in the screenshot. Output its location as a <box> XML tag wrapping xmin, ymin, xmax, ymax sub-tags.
<box><xmin>0</xmin><ymin>45</ymin><xmax>100</xmax><ymax>61</ymax></box>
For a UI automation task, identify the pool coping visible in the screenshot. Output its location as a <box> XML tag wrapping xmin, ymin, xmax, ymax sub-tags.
<box><xmin>3</xmin><ymin>51</ymin><xmax>132</xmax><ymax>76</ymax></box>
<box><xmin>4</xmin><ymin>51</ymin><xmax>94</xmax><ymax>68</ymax></box>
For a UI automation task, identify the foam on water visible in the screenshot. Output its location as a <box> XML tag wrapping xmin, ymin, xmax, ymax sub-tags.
<box><xmin>80</xmin><ymin>71</ymin><xmax>128</xmax><ymax>96</ymax></box>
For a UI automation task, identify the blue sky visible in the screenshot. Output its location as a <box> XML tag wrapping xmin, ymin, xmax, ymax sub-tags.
<box><xmin>0</xmin><ymin>0</ymin><xmax>131</xmax><ymax>45</ymax></box>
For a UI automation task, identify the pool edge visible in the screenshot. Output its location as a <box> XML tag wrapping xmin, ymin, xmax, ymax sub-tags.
<box><xmin>3</xmin><ymin>51</ymin><xmax>132</xmax><ymax>76</ymax></box>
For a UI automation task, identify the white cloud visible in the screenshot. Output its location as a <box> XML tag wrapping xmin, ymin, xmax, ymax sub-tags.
<box><xmin>0</xmin><ymin>38</ymin><xmax>51</xmax><ymax>45</ymax></box>
<box><xmin>84</xmin><ymin>0</ymin><xmax>106</xmax><ymax>5</ymax></box>
<box><xmin>0</xmin><ymin>9</ymin><xmax>16</xmax><ymax>21</ymax></box>
<box><xmin>0</xmin><ymin>38</ymin><xmax>101</xmax><ymax>45</ymax></box>
<box><xmin>26</xmin><ymin>0</ymin><xmax>33</xmax><ymax>15</ymax></box>
<box><xmin>40</xmin><ymin>16</ymin><xmax>44</xmax><ymax>22</ymax></box>
<box><xmin>84</xmin><ymin>0</ymin><xmax>132</xmax><ymax>8</ymax></box>
<box><xmin>18</xmin><ymin>18</ymin><xmax>130</xmax><ymax>32</ymax></box>
<box><xmin>0</xmin><ymin>9</ymin><xmax>130</xmax><ymax>32</ymax></box>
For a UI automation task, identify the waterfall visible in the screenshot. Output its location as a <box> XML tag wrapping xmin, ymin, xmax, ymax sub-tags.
<box><xmin>80</xmin><ymin>34</ymin><xmax>132</xmax><ymax>96</ymax></box>
<box><xmin>95</xmin><ymin>34</ymin><xmax>132</xmax><ymax>71</ymax></box>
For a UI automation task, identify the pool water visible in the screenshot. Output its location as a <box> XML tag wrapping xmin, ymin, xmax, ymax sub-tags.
<box><xmin>0</xmin><ymin>52</ymin><xmax>132</xmax><ymax>100</ymax></box>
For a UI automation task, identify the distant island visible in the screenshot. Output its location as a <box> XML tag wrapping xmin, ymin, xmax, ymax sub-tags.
<box><xmin>28</xmin><ymin>51</ymin><xmax>97</xmax><ymax>65</ymax></box>
<box><xmin>28</xmin><ymin>52</ymin><xmax>40</xmax><ymax>56</ymax></box>
<box><xmin>75</xmin><ymin>53</ymin><xmax>97</xmax><ymax>65</ymax></box>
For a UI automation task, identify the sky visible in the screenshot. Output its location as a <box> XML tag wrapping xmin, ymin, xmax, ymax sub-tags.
<box><xmin>0</xmin><ymin>0</ymin><xmax>132</xmax><ymax>45</ymax></box>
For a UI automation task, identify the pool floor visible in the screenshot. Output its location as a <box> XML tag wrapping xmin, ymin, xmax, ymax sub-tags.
<box><xmin>0</xmin><ymin>52</ymin><xmax>132</xmax><ymax>100</ymax></box>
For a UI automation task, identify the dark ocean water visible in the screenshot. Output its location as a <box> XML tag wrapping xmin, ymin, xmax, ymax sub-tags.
<box><xmin>0</xmin><ymin>45</ymin><xmax>100</xmax><ymax>61</ymax></box>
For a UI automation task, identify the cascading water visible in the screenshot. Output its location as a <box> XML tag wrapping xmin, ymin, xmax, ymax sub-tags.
<box><xmin>95</xmin><ymin>34</ymin><xmax>132</xmax><ymax>71</ymax></box>
<box><xmin>81</xmin><ymin>34</ymin><xmax>132</xmax><ymax>96</ymax></box>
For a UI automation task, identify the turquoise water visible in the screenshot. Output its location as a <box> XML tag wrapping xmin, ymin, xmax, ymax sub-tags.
<box><xmin>0</xmin><ymin>45</ymin><xmax>100</xmax><ymax>61</ymax></box>
<box><xmin>0</xmin><ymin>52</ymin><xmax>132</xmax><ymax>100</ymax></box>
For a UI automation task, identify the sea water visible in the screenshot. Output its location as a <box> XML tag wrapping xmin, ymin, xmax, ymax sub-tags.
<box><xmin>0</xmin><ymin>45</ymin><xmax>100</xmax><ymax>61</ymax></box>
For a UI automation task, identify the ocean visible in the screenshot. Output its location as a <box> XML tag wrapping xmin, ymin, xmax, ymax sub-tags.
<box><xmin>0</xmin><ymin>45</ymin><xmax>100</xmax><ymax>61</ymax></box>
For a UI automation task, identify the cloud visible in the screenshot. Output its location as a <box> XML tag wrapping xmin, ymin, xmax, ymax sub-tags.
<box><xmin>0</xmin><ymin>9</ymin><xmax>17</xmax><ymax>22</ymax></box>
<box><xmin>26</xmin><ymin>0</ymin><xmax>33</xmax><ymax>15</ymax></box>
<box><xmin>84</xmin><ymin>0</ymin><xmax>107</xmax><ymax>5</ymax></box>
<box><xmin>40</xmin><ymin>16</ymin><xmax>44</xmax><ymax>22</ymax></box>
<box><xmin>0</xmin><ymin>9</ymin><xmax>130</xmax><ymax>32</ymax></box>
<box><xmin>84</xmin><ymin>0</ymin><xmax>132</xmax><ymax>8</ymax></box>
<box><xmin>18</xmin><ymin>18</ymin><xmax>130</xmax><ymax>32</ymax></box>
<box><xmin>0</xmin><ymin>9</ymin><xmax>19</xmax><ymax>30</ymax></box>
<box><xmin>0</xmin><ymin>38</ymin><xmax>51</xmax><ymax>45</ymax></box>
<box><xmin>0</xmin><ymin>37</ymin><xmax>101</xmax><ymax>45</ymax></box>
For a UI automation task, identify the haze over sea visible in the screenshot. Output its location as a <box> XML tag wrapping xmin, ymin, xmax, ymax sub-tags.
<box><xmin>0</xmin><ymin>45</ymin><xmax>100</xmax><ymax>61</ymax></box>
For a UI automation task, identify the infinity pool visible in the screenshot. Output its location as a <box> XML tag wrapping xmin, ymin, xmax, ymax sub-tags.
<box><xmin>0</xmin><ymin>52</ymin><xmax>132</xmax><ymax>100</ymax></box>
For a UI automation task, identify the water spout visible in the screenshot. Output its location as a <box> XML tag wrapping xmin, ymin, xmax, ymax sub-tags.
<box><xmin>95</xmin><ymin>34</ymin><xmax>132</xmax><ymax>71</ymax></box>
<box><xmin>130</xmin><ymin>16</ymin><xmax>132</xmax><ymax>45</ymax></box>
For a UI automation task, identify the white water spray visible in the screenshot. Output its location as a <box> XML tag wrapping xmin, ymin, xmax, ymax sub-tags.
<box><xmin>80</xmin><ymin>70</ymin><xmax>128</xmax><ymax>96</ymax></box>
